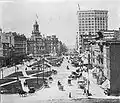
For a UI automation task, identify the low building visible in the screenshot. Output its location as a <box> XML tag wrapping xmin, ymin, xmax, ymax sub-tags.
<box><xmin>100</xmin><ymin>29</ymin><xmax>119</xmax><ymax>40</ymax></box>
<box><xmin>45</xmin><ymin>36</ymin><xmax>52</xmax><ymax>54</ymax></box>
<box><xmin>103</xmin><ymin>40</ymin><xmax>120</xmax><ymax>96</ymax></box>
<box><xmin>26</xmin><ymin>38</ymin><xmax>34</xmax><ymax>55</ymax></box>
<box><xmin>51</xmin><ymin>35</ymin><xmax>59</xmax><ymax>56</ymax></box>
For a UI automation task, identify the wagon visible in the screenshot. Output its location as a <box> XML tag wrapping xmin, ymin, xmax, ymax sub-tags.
<box><xmin>58</xmin><ymin>85</ymin><xmax>64</xmax><ymax>91</ymax></box>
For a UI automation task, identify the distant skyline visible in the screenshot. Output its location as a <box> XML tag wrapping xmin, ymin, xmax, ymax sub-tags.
<box><xmin>0</xmin><ymin>0</ymin><xmax>120</xmax><ymax>46</ymax></box>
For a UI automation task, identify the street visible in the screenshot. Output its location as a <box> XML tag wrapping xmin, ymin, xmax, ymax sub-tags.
<box><xmin>1</xmin><ymin>57</ymin><xmax>120</xmax><ymax>103</ymax></box>
<box><xmin>0</xmin><ymin>57</ymin><xmax>85</xmax><ymax>103</ymax></box>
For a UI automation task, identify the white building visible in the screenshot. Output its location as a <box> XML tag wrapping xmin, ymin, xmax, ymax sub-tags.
<box><xmin>77</xmin><ymin>10</ymin><xmax>108</xmax><ymax>52</ymax></box>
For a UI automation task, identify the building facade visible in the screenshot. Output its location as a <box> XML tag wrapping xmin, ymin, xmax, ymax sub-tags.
<box><xmin>44</xmin><ymin>35</ymin><xmax>59</xmax><ymax>56</ymax></box>
<box><xmin>51</xmin><ymin>35</ymin><xmax>59</xmax><ymax>56</ymax></box>
<box><xmin>0</xmin><ymin>29</ymin><xmax>27</xmax><ymax>66</ymax></box>
<box><xmin>0</xmin><ymin>30</ymin><xmax>14</xmax><ymax>59</ymax></box>
<box><xmin>27</xmin><ymin>21</ymin><xmax>46</xmax><ymax>57</ymax></box>
<box><xmin>100</xmin><ymin>30</ymin><xmax>119</xmax><ymax>40</ymax></box>
<box><xmin>12</xmin><ymin>32</ymin><xmax>27</xmax><ymax>57</ymax></box>
<box><xmin>45</xmin><ymin>36</ymin><xmax>52</xmax><ymax>54</ymax></box>
<box><xmin>26</xmin><ymin>38</ymin><xmax>34</xmax><ymax>55</ymax></box>
<box><xmin>31</xmin><ymin>21</ymin><xmax>45</xmax><ymax>56</ymax></box>
<box><xmin>77</xmin><ymin>10</ymin><xmax>108</xmax><ymax>52</ymax></box>
<box><xmin>102</xmin><ymin>40</ymin><xmax>120</xmax><ymax>96</ymax></box>
<box><xmin>27</xmin><ymin>20</ymin><xmax>65</xmax><ymax>57</ymax></box>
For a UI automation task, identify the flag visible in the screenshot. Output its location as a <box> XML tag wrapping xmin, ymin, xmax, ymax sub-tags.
<box><xmin>36</xmin><ymin>14</ymin><xmax>38</xmax><ymax>19</ymax></box>
<box><xmin>78</xmin><ymin>4</ymin><xmax>80</xmax><ymax>10</ymax></box>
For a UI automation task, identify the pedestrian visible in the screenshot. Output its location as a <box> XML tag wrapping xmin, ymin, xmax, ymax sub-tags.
<box><xmin>25</xmin><ymin>68</ymin><xmax>27</xmax><ymax>70</ymax></box>
<box><xmin>58</xmin><ymin>80</ymin><xmax>61</xmax><ymax>86</ymax></box>
<box><xmin>67</xmin><ymin>66</ymin><xmax>69</xmax><ymax>70</ymax></box>
<box><xmin>83</xmin><ymin>88</ymin><xmax>86</xmax><ymax>95</ymax></box>
<box><xmin>68</xmin><ymin>79</ymin><xmax>71</xmax><ymax>85</ymax></box>
<box><xmin>69</xmin><ymin>92</ymin><xmax>72</xmax><ymax>98</ymax></box>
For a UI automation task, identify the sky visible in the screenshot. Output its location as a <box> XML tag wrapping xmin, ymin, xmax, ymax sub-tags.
<box><xmin>0</xmin><ymin>0</ymin><xmax>120</xmax><ymax>46</ymax></box>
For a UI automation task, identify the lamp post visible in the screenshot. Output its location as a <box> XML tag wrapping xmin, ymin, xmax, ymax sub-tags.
<box><xmin>1</xmin><ymin>68</ymin><xmax>3</xmax><ymax>79</ymax></box>
<box><xmin>14</xmin><ymin>64</ymin><xmax>19</xmax><ymax>80</ymax></box>
<box><xmin>87</xmin><ymin>53</ymin><xmax>90</xmax><ymax>96</ymax></box>
<box><xmin>37</xmin><ymin>65</ymin><xmax>39</xmax><ymax>85</ymax></box>
<box><xmin>37</xmin><ymin>59</ymin><xmax>40</xmax><ymax>85</ymax></box>
<box><xmin>42</xmin><ymin>55</ymin><xmax>45</xmax><ymax>84</ymax></box>
<box><xmin>86</xmin><ymin>40</ymin><xmax>93</xmax><ymax>96</ymax></box>
<box><xmin>0</xmin><ymin>60</ymin><xmax>3</xmax><ymax>79</ymax></box>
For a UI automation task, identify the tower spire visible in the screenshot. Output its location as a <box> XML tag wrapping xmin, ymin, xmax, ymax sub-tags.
<box><xmin>36</xmin><ymin>14</ymin><xmax>39</xmax><ymax>22</ymax></box>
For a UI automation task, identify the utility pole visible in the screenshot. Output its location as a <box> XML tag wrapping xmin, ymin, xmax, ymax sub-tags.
<box><xmin>43</xmin><ymin>55</ymin><xmax>45</xmax><ymax>84</ymax></box>
<box><xmin>1</xmin><ymin>68</ymin><xmax>3</xmax><ymax>79</ymax></box>
<box><xmin>77</xmin><ymin>4</ymin><xmax>84</xmax><ymax>53</ymax></box>
<box><xmin>1</xmin><ymin>60</ymin><xmax>3</xmax><ymax>79</ymax></box>
<box><xmin>37</xmin><ymin>60</ymin><xmax>39</xmax><ymax>85</ymax></box>
<box><xmin>87</xmin><ymin>53</ymin><xmax>90</xmax><ymax>95</ymax></box>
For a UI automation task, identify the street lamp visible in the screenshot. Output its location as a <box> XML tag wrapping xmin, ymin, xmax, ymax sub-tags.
<box><xmin>1</xmin><ymin>68</ymin><xmax>3</xmax><ymax>79</ymax></box>
<box><xmin>37</xmin><ymin>59</ymin><xmax>41</xmax><ymax>85</ymax></box>
<box><xmin>87</xmin><ymin>53</ymin><xmax>90</xmax><ymax>96</ymax></box>
<box><xmin>42</xmin><ymin>56</ymin><xmax>45</xmax><ymax>84</ymax></box>
<box><xmin>37</xmin><ymin>65</ymin><xmax>39</xmax><ymax>85</ymax></box>
<box><xmin>14</xmin><ymin>64</ymin><xmax>19</xmax><ymax>80</ymax></box>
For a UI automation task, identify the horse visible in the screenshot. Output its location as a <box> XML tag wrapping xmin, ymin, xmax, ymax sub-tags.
<box><xmin>49</xmin><ymin>77</ymin><xmax>53</xmax><ymax>81</ymax></box>
<box><xmin>57</xmin><ymin>81</ymin><xmax>61</xmax><ymax>86</ymax></box>
<box><xmin>24</xmin><ymin>81</ymin><xmax>27</xmax><ymax>87</ymax></box>
<box><xmin>28</xmin><ymin>87</ymin><xmax>35</xmax><ymax>93</ymax></box>
<box><xmin>18</xmin><ymin>89</ymin><xmax>27</xmax><ymax>97</ymax></box>
<box><xmin>59</xmin><ymin>85</ymin><xmax>64</xmax><ymax>91</ymax></box>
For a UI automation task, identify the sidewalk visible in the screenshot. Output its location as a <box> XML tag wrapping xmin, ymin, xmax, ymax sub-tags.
<box><xmin>82</xmin><ymin>71</ymin><xmax>107</xmax><ymax>97</ymax></box>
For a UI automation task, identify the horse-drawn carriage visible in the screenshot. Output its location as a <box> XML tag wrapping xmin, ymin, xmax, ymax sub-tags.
<box><xmin>77</xmin><ymin>79</ymin><xmax>86</xmax><ymax>89</ymax></box>
<box><xmin>57</xmin><ymin>81</ymin><xmax>64</xmax><ymax>91</ymax></box>
<box><xmin>44</xmin><ymin>81</ymin><xmax>49</xmax><ymax>88</ymax></box>
<box><xmin>58</xmin><ymin>85</ymin><xmax>64</xmax><ymax>91</ymax></box>
<box><xmin>49</xmin><ymin>77</ymin><xmax>53</xmax><ymax>83</ymax></box>
<box><xmin>67</xmin><ymin>66</ymin><xmax>69</xmax><ymax>70</ymax></box>
<box><xmin>52</xmin><ymin>69</ymin><xmax>57</xmax><ymax>75</ymax></box>
<box><xmin>68</xmin><ymin>79</ymin><xmax>72</xmax><ymax>85</ymax></box>
<box><xmin>28</xmin><ymin>87</ymin><xmax>35</xmax><ymax>93</ymax></box>
<box><xmin>17</xmin><ymin>86</ymin><xmax>36</xmax><ymax>97</ymax></box>
<box><xmin>17</xmin><ymin>89</ymin><xmax>27</xmax><ymax>97</ymax></box>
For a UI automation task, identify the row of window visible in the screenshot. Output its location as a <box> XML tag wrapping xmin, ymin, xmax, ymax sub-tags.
<box><xmin>15</xmin><ymin>44</ymin><xmax>26</xmax><ymax>47</ymax></box>
<box><xmin>79</xmin><ymin>14</ymin><xmax>107</xmax><ymax>17</ymax></box>
<box><xmin>79</xmin><ymin>20</ymin><xmax>106</xmax><ymax>24</ymax></box>
<box><xmin>79</xmin><ymin>17</ymin><xmax>107</xmax><ymax>20</ymax></box>
<box><xmin>79</xmin><ymin>24</ymin><xmax>105</xmax><ymax>27</ymax></box>
<box><xmin>79</xmin><ymin>23</ymin><xmax>106</xmax><ymax>26</ymax></box>
<box><xmin>79</xmin><ymin>26</ymin><xmax>107</xmax><ymax>29</ymax></box>
<box><xmin>79</xmin><ymin>32</ymin><xmax>95</xmax><ymax>34</ymax></box>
